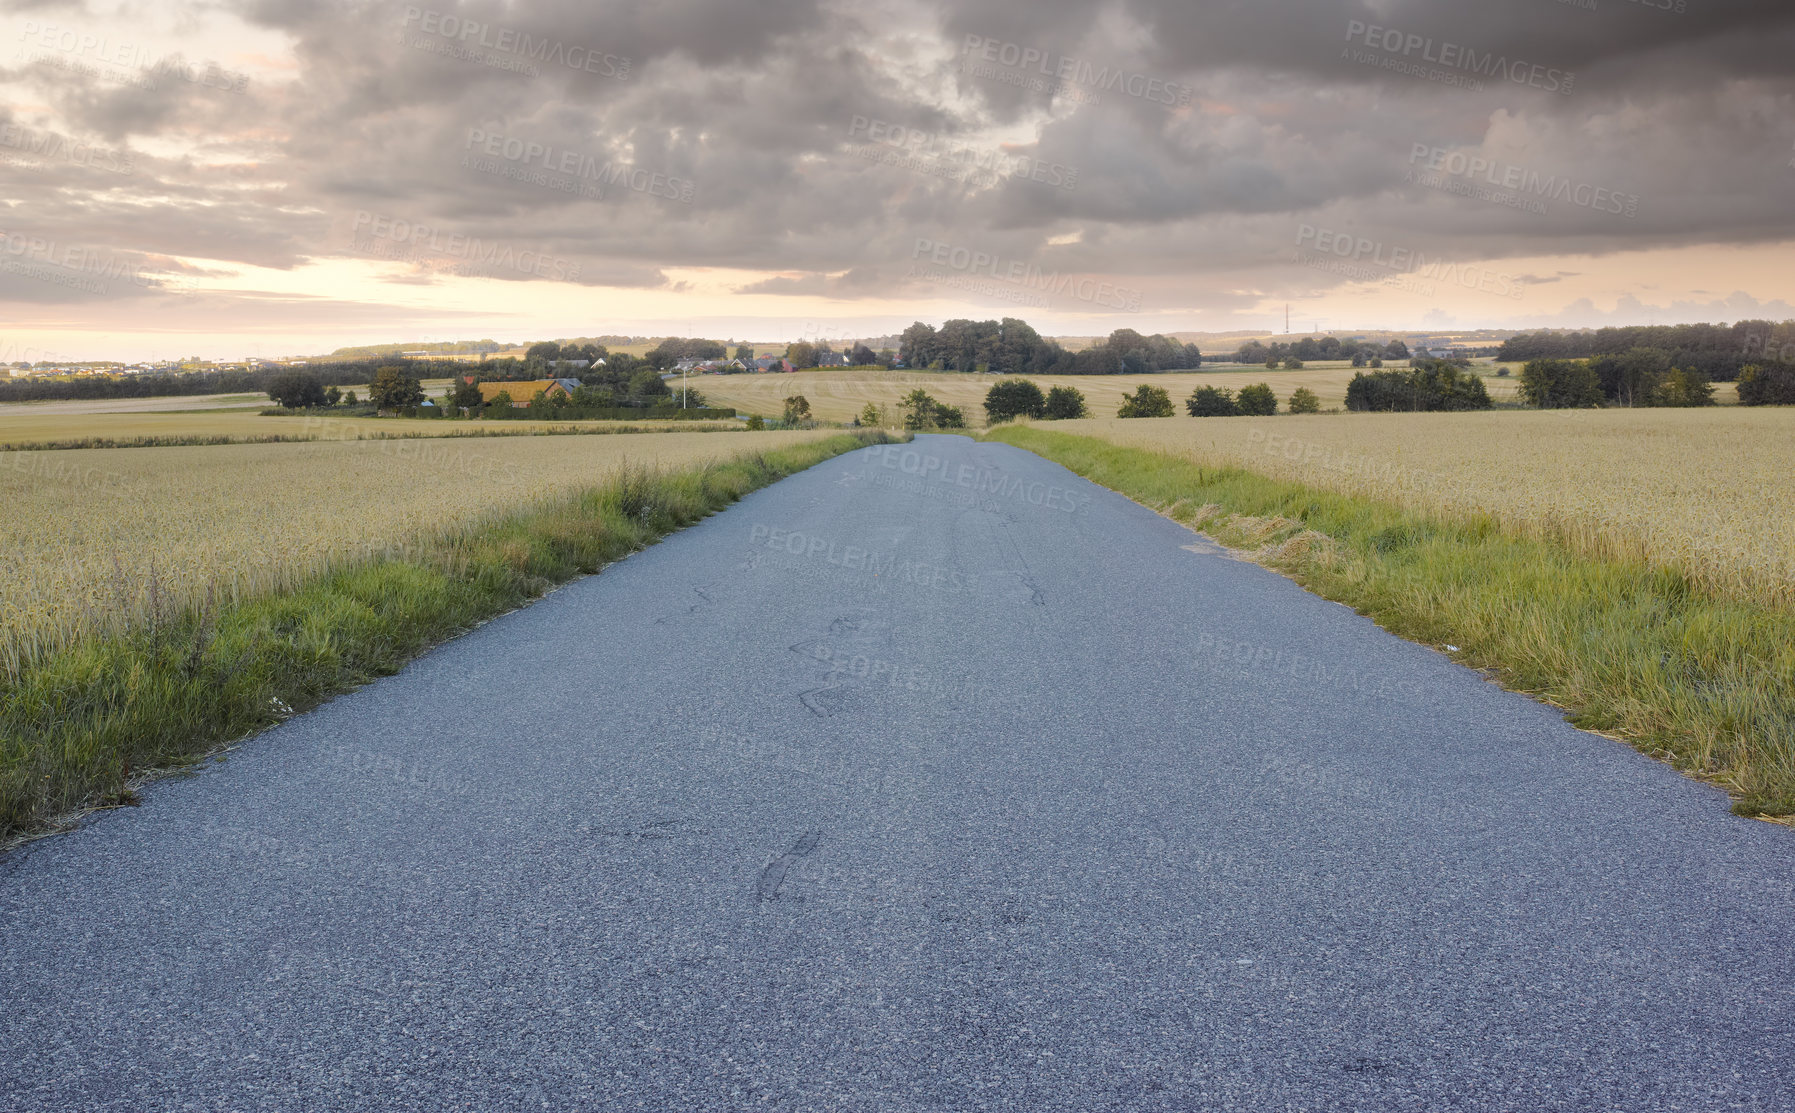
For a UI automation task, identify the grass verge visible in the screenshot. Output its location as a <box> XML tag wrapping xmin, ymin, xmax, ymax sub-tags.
<box><xmin>0</xmin><ymin>431</ymin><xmax>897</xmax><ymax>842</ymax></box>
<box><xmin>984</xmin><ymin>426</ymin><xmax>1795</xmax><ymax>817</ymax></box>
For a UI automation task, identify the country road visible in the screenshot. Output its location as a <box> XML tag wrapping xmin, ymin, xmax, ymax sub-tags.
<box><xmin>2</xmin><ymin>434</ymin><xmax>1791</xmax><ymax>1111</ymax></box>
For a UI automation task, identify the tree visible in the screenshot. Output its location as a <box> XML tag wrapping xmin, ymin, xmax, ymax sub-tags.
<box><xmin>525</xmin><ymin>341</ymin><xmax>561</xmax><ymax>363</ymax></box>
<box><xmin>849</xmin><ymin>343</ymin><xmax>877</xmax><ymax>366</ymax></box>
<box><xmin>1287</xmin><ymin>387</ymin><xmax>1321</xmax><ymax>414</ymax></box>
<box><xmin>858</xmin><ymin>402</ymin><xmax>883</xmax><ymax>427</ymax></box>
<box><xmin>368</xmin><ymin>365</ymin><xmax>423</xmax><ymax>410</ymax></box>
<box><xmin>984</xmin><ymin>378</ymin><xmax>1047</xmax><ymax>422</ymax></box>
<box><xmin>898</xmin><ymin>322</ymin><xmax>938</xmax><ymax>368</ymax></box>
<box><xmin>451</xmin><ymin>378</ymin><xmax>484</xmax><ymax>411</ymax></box>
<box><xmin>1519</xmin><ymin>359</ymin><xmax>1603</xmax><ymax>408</ymax></box>
<box><xmin>1236</xmin><ymin>383</ymin><xmax>1278</xmax><ymax>416</ymax></box>
<box><xmin>1653</xmin><ymin>367</ymin><xmax>1715</xmax><ymax>407</ymax></box>
<box><xmin>266</xmin><ymin>370</ymin><xmax>327</xmax><ymax>409</ymax></box>
<box><xmin>1043</xmin><ymin>386</ymin><xmax>1087</xmax><ymax>419</ymax></box>
<box><xmin>1738</xmin><ymin>363</ymin><xmax>1795</xmax><ymax>405</ymax></box>
<box><xmin>1347</xmin><ymin>362</ymin><xmax>1492</xmax><ymax>412</ymax></box>
<box><xmin>782</xmin><ymin>395</ymin><xmax>812</xmax><ymax>426</ymax></box>
<box><xmin>733</xmin><ymin>344</ymin><xmax>754</xmax><ymax>361</ymax></box>
<box><xmin>786</xmin><ymin>341</ymin><xmax>818</xmax><ymax>370</ymax></box>
<box><xmin>324</xmin><ymin>385</ymin><xmax>342</xmax><ymax>406</ymax></box>
<box><xmin>1591</xmin><ymin>347</ymin><xmax>1671</xmax><ymax>406</ymax></box>
<box><xmin>343</xmin><ymin>390</ymin><xmax>358</xmax><ymax>405</ymax></box>
<box><xmin>1411</xmin><ymin>361</ymin><xmax>1493</xmax><ymax>410</ymax></box>
<box><xmin>630</xmin><ymin>369</ymin><xmax>670</xmax><ymax>399</ymax></box>
<box><xmin>1383</xmin><ymin>339</ymin><xmax>1410</xmax><ymax>359</ymax></box>
<box><xmin>1186</xmin><ymin>385</ymin><xmax>1238</xmax><ymax>417</ymax></box>
<box><xmin>746</xmin><ymin>414</ymin><xmax>766</xmax><ymax>430</ymax></box>
<box><xmin>486</xmin><ymin>390</ymin><xmax>515</xmax><ymax>416</ymax></box>
<box><xmin>901</xmin><ymin>389</ymin><xmax>953</xmax><ymax>429</ymax></box>
<box><xmin>1118</xmin><ymin>384</ymin><xmax>1175</xmax><ymax>418</ymax></box>
<box><xmin>1281</xmin><ymin>357</ymin><xmax>1304</xmax><ymax>370</ymax></box>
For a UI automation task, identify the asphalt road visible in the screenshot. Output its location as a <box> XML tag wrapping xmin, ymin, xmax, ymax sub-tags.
<box><xmin>3</xmin><ymin>434</ymin><xmax>1792</xmax><ymax>1112</ymax></box>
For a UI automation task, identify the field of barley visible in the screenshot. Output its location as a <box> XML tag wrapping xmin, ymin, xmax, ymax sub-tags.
<box><xmin>0</xmin><ymin>379</ymin><xmax>459</xmax><ymax>418</ymax></box>
<box><xmin>695</xmin><ymin>365</ymin><xmax>1525</xmax><ymax>423</ymax></box>
<box><xmin>0</xmin><ymin>410</ymin><xmax>742</xmax><ymax>448</ymax></box>
<box><xmin>0</xmin><ymin>429</ymin><xmax>835</xmax><ymax>673</ymax></box>
<box><xmin>1049</xmin><ymin>409</ymin><xmax>1795</xmax><ymax>602</ymax></box>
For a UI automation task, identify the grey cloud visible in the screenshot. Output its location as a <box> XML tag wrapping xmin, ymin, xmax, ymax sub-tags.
<box><xmin>1</xmin><ymin>0</ymin><xmax>1792</xmax><ymax>332</ymax></box>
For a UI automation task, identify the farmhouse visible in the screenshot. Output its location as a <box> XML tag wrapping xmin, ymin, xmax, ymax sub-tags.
<box><xmin>475</xmin><ymin>378</ymin><xmax>580</xmax><ymax>404</ymax></box>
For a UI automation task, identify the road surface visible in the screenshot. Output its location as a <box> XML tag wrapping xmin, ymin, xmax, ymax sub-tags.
<box><xmin>3</xmin><ymin>434</ymin><xmax>1791</xmax><ymax>1111</ymax></box>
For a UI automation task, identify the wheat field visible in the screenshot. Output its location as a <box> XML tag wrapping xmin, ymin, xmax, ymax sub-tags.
<box><xmin>0</xmin><ymin>430</ymin><xmax>835</xmax><ymax>673</ymax></box>
<box><xmin>0</xmin><ymin>410</ymin><xmax>742</xmax><ymax>448</ymax></box>
<box><xmin>1048</xmin><ymin>409</ymin><xmax>1795</xmax><ymax>602</ymax></box>
<box><xmin>695</xmin><ymin>365</ymin><xmax>1525</xmax><ymax>423</ymax></box>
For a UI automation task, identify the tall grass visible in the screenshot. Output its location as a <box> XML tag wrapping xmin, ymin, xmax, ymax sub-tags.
<box><xmin>986</xmin><ymin>426</ymin><xmax>1795</xmax><ymax>816</ymax></box>
<box><xmin>0</xmin><ymin>432</ymin><xmax>895</xmax><ymax>841</ymax></box>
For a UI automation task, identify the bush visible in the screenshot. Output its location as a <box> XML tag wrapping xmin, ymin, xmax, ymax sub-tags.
<box><xmin>266</xmin><ymin>370</ymin><xmax>327</xmax><ymax>409</ymax></box>
<box><xmin>1738</xmin><ymin>363</ymin><xmax>1795</xmax><ymax>405</ymax></box>
<box><xmin>1519</xmin><ymin>358</ymin><xmax>1604</xmax><ymax>408</ymax></box>
<box><xmin>984</xmin><ymin>378</ymin><xmax>1047</xmax><ymax>422</ymax></box>
<box><xmin>1186</xmin><ymin>385</ymin><xmax>1239</xmax><ymax>417</ymax></box>
<box><xmin>1043</xmin><ymin>386</ymin><xmax>1087</xmax><ymax>419</ymax></box>
<box><xmin>902</xmin><ymin>389</ymin><xmax>962</xmax><ymax>430</ymax></box>
<box><xmin>1287</xmin><ymin>387</ymin><xmax>1321</xmax><ymax>414</ymax></box>
<box><xmin>1117</xmin><ymin>384</ymin><xmax>1175</xmax><ymax>418</ymax></box>
<box><xmin>1281</xmin><ymin>358</ymin><xmax>1304</xmax><ymax>370</ymax></box>
<box><xmin>1236</xmin><ymin>383</ymin><xmax>1278</xmax><ymax>416</ymax></box>
<box><xmin>782</xmin><ymin>395</ymin><xmax>813</xmax><ymax>426</ymax></box>
<box><xmin>745</xmin><ymin>414</ymin><xmax>766</xmax><ymax>430</ymax></box>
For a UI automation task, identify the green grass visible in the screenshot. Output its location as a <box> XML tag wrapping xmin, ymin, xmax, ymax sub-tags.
<box><xmin>0</xmin><ymin>432</ymin><xmax>897</xmax><ymax>841</ymax></box>
<box><xmin>984</xmin><ymin>426</ymin><xmax>1795</xmax><ymax>817</ymax></box>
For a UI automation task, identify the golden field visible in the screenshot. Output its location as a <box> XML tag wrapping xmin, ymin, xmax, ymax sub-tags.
<box><xmin>0</xmin><ymin>410</ymin><xmax>740</xmax><ymax>448</ymax></box>
<box><xmin>695</xmin><ymin>365</ymin><xmax>1525</xmax><ymax>422</ymax></box>
<box><xmin>0</xmin><ymin>429</ymin><xmax>836</xmax><ymax>672</ymax></box>
<box><xmin>0</xmin><ymin>378</ymin><xmax>459</xmax><ymax>419</ymax></box>
<box><xmin>1047</xmin><ymin>408</ymin><xmax>1795</xmax><ymax>601</ymax></box>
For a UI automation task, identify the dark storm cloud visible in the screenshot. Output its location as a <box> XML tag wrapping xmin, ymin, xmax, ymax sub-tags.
<box><xmin>2</xmin><ymin>0</ymin><xmax>1792</xmax><ymax>319</ymax></box>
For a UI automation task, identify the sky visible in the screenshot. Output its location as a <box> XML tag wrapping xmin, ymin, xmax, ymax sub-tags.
<box><xmin>2</xmin><ymin>0</ymin><xmax>1793</xmax><ymax>361</ymax></box>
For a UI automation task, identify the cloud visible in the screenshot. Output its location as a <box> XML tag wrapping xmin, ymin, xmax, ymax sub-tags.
<box><xmin>2</xmin><ymin>0</ymin><xmax>1793</xmax><ymax>351</ymax></box>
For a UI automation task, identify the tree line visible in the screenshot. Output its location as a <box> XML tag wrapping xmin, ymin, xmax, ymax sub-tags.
<box><xmin>0</xmin><ymin>358</ymin><xmax>468</xmax><ymax>405</ymax></box>
<box><xmin>1517</xmin><ymin>352</ymin><xmax>1795</xmax><ymax>408</ymax></box>
<box><xmin>1497</xmin><ymin>321</ymin><xmax>1795</xmax><ymax>382</ymax></box>
<box><xmin>897</xmin><ymin>319</ymin><xmax>1202</xmax><ymax>375</ymax></box>
<box><xmin>1232</xmin><ymin>337</ymin><xmax>1410</xmax><ymax>367</ymax></box>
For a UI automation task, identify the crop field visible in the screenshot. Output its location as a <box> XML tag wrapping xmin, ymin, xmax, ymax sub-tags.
<box><xmin>0</xmin><ymin>410</ymin><xmax>742</xmax><ymax>448</ymax></box>
<box><xmin>1049</xmin><ymin>409</ymin><xmax>1795</xmax><ymax>602</ymax></box>
<box><xmin>0</xmin><ymin>379</ymin><xmax>459</xmax><ymax>418</ymax></box>
<box><xmin>0</xmin><ymin>429</ymin><xmax>836</xmax><ymax>674</ymax></box>
<box><xmin>694</xmin><ymin>365</ymin><xmax>1524</xmax><ymax>423</ymax></box>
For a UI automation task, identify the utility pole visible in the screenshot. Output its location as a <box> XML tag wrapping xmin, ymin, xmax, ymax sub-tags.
<box><xmin>1285</xmin><ymin>305</ymin><xmax>1289</xmax><ymax>334</ymax></box>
